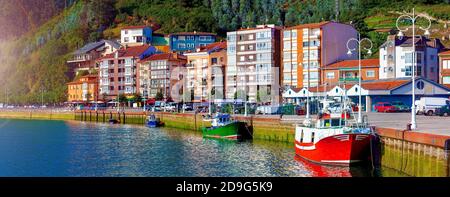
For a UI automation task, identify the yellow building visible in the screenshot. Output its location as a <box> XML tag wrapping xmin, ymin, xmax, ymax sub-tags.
<box><xmin>67</xmin><ymin>75</ymin><xmax>99</xmax><ymax>103</ymax></box>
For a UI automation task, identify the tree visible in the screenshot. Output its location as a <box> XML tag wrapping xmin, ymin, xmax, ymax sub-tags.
<box><xmin>101</xmin><ymin>92</ymin><xmax>107</xmax><ymax>101</ymax></box>
<box><xmin>85</xmin><ymin>92</ymin><xmax>91</xmax><ymax>103</ymax></box>
<box><xmin>155</xmin><ymin>91</ymin><xmax>164</xmax><ymax>101</ymax></box>
<box><xmin>118</xmin><ymin>93</ymin><xmax>127</xmax><ymax>106</ymax></box>
<box><xmin>132</xmin><ymin>93</ymin><xmax>142</xmax><ymax>106</ymax></box>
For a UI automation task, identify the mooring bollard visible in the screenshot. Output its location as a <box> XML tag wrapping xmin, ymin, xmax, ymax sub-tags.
<box><xmin>445</xmin><ymin>139</ymin><xmax>450</xmax><ymax>177</ymax></box>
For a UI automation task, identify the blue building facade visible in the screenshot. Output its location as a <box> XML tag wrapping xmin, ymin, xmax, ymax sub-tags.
<box><xmin>169</xmin><ymin>32</ymin><xmax>216</xmax><ymax>52</ymax></box>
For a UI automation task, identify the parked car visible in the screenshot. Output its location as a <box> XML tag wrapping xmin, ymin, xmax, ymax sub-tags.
<box><xmin>182</xmin><ymin>104</ymin><xmax>193</xmax><ymax>111</ymax></box>
<box><xmin>164</xmin><ymin>102</ymin><xmax>177</xmax><ymax>112</ymax></box>
<box><xmin>255</xmin><ymin>105</ymin><xmax>280</xmax><ymax>115</ymax></box>
<box><xmin>374</xmin><ymin>102</ymin><xmax>397</xmax><ymax>113</ymax></box>
<box><xmin>435</xmin><ymin>105</ymin><xmax>450</xmax><ymax>117</ymax></box>
<box><xmin>391</xmin><ymin>101</ymin><xmax>410</xmax><ymax>112</ymax></box>
<box><xmin>415</xmin><ymin>97</ymin><xmax>450</xmax><ymax>116</ymax></box>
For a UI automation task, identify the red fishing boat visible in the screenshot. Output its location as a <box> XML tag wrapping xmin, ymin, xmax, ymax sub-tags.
<box><xmin>294</xmin><ymin>111</ymin><xmax>375</xmax><ymax>165</ymax></box>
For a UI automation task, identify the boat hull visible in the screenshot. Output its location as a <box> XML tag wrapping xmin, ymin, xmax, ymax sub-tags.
<box><xmin>146</xmin><ymin>120</ymin><xmax>164</xmax><ymax>128</ymax></box>
<box><xmin>295</xmin><ymin>133</ymin><xmax>373</xmax><ymax>165</ymax></box>
<box><xmin>202</xmin><ymin>122</ymin><xmax>248</xmax><ymax>140</ymax></box>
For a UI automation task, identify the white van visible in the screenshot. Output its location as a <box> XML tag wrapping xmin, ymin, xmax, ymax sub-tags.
<box><xmin>415</xmin><ymin>97</ymin><xmax>450</xmax><ymax>116</ymax></box>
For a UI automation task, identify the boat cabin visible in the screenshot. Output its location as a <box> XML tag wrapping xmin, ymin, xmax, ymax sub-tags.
<box><xmin>211</xmin><ymin>114</ymin><xmax>233</xmax><ymax>127</ymax></box>
<box><xmin>316</xmin><ymin>113</ymin><xmax>351</xmax><ymax>128</ymax></box>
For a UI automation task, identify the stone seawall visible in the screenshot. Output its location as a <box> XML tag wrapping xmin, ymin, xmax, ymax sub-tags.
<box><xmin>376</xmin><ymin>127</ymin><xmax>450</xmax><ymax>177</ymax></box>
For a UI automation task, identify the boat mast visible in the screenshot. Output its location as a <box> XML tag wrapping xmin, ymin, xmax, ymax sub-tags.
<box><xmin>304</xmin><ymin>28</ymin><xmax>311</xmax><ymax>126</ymax></box>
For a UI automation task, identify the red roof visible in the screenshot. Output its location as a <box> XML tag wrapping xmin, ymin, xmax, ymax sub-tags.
<box><xmin>198</xmin><ymin>42</ymin><xmax>226</xmax><ymax>52</ymax></box>
<box><xmin>122</xmin><ymin>25</ymin><xmax>148</xmax><ymax>30</ymax></box>
<box><xmin>139</xmin><ymin>53</ymin><xmax>186</xmax><ymax>62</ymax></box>
<box><xmin>324</xmin><ymin>59</ymin><xmax>380</xmax><ymax>70</ymax></box>
<box><xmin>439</xmin><ymin>50</ymin><xmax>450</xmax><ymax>56</ymax></box>
<box><xmin>360</xmin><ymin>80</ymin><xmax>409</xmax><ymax>90</ymax></box>
<box><xmin>67</xmin><ymin>75</ymin><xmax>98</xmax><ymax>85</ymax></box>
<box><xmin>170</xmin><ymin>32</ymin><xmax>216</xmax><ymax>36</ymax></box>
<box><xmin>99</xmin><ymin>45</ymin><xmax>151</xmax><ymax>60</ymax></box>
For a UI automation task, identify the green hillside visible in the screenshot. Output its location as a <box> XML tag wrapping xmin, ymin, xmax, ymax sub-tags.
<box><xmin>1</xmin><ymin>0</ymin><xmax>450</xmax><ymax>104</ymax></box>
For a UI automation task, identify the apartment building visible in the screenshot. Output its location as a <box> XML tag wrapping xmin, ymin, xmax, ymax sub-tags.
<box><xmin>169</xmin><ymin>32</ymin><xmax>216</xmax><ymax>52</ymax></box>
<box><xmin>97</xmin><ymin>45</ymin><xmax>156</xmax><ymax>100</ymax></box>
<box><xmin>226</xmin><ymin>24</ymin><xmax>281</xmax><ymax>103</ymax></box>
<box><xmin>379</xmin><ymin>35</ymin><xmax>445</xmax><ymax>82</ymax></box>
<box><xmin>282</xmin><ymin>21</ymin><xmax>358</xmax><ymax>88</ymax></box>
<box><xmin>121</xmin><ymin>26</ymin><xmax>153</xmax><ymax>47</ymax></box>
<box><xmin>67</xmin><ymin>75</ymin><xmax>99</xmax><ymax>102</ymax></box>
<box><xmin>138</xmin><ymin>53</ymin><xmax>187</xmax><ymax>99</ymax></box>
<box><xmin>438</xmin><ymin>50</ymin><xmax>450</xmax><ymax>88</ymax></box>
<box><xmin>66</xmin><ymin>40</ymin><xmax>121</xmax><ymax>77</ymax></box>
<box><xmin>184</xmin><ymin>42</ymin><xmax>227</xmax><ymax>102</ymax></box>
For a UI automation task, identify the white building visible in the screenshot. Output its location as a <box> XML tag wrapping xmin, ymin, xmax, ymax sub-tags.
<box><xmin>226</xmin><ymin>24</ymin><xmax>281</xmax><ymax>103</ymax></box>
<box><xmin>120</xmin><ymin>26</ymin><xmax>153</xmax><ymax>47</ymax></box>
<box><xmin>379</xmin><ymin>35</ymin><xmax>444</xmax><ymax>82</ymax></box>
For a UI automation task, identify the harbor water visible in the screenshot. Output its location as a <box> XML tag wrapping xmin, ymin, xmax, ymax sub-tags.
<box><xmin>0</xmin><ymin>119</ymin><xmax>407</xmax><ymax>177</ymax></box>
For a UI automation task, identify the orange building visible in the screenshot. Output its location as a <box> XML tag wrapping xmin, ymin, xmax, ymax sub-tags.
<box><xmin>321</xmin><ymin>59</ymin><xmax>380</xmax><ymax>85</ymax></box>
<box><xmin>438</xmin><ymin>50</ymin><xmax>450</xmax><ymax>88</ymax></box>
<box><xmin>282</xmin><ymin>21</ymin><xmax>358</xmax><ymax>88</ymax></box>
<box><xmin>67</xmin><ymin>75</ymin><xmax>99</xmax><ymax>103</ymax></box>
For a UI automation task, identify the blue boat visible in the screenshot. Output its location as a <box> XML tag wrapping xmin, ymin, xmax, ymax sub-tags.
<box><xmin>146</xmin><ymin>114</ymin><xmax>164</xmax><ymax>128</ymax></box>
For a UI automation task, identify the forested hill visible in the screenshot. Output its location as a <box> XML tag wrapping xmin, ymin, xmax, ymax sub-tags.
<box><xmin>1</xmin><ymin>0</ymin><xmax>450</xmax><ymax>104</ymax></box>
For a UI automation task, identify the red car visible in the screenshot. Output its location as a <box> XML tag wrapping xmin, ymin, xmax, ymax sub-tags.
<box><xmin>374</xmin><ymin>102</ymin><xmax>397</xmax><ymax>112</ymax></box>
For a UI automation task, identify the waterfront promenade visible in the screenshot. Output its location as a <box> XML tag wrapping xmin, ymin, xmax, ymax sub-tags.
<box><xmin>1</xmin><ymin>108</ymin><xmax>449</xmax><ymax>137</ymax></box>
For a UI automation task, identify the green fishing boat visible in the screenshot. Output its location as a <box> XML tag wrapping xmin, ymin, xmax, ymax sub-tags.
<box><xmin>201</xmin><ymin>114</ymin><xmax>251</xmax><ymax>140</ymax></box>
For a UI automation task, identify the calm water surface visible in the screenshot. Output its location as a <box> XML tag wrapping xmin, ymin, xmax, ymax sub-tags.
<box><xmin>0</xmin><ymin>119</ymin><xmax>397</xmax><ymax>177</ymax></box>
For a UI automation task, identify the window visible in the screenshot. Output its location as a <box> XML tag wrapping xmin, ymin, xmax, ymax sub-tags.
<box><xmin>283</xmin><ymin>41</ymin><xmax>291</xmax><ymax>50</ymax></box>
<box><xmin>292</xmin><ymin>42</ymin><xmax>297</xmax><ymax>49</ymax></box>
<box><xmin>199</xmin><ymin>36</ymin><xmax>207</xmax><ymax>41</ymax></box>
<box><xmin>283</xmin><ymin>31</ymin><xmax>291</xmax><ymax>39</ymax></box>
<box><xmin>443</xmin><ymin>76</ymin><xmax>450</xmax><ymax>84</ymax></box>
<box><xmin>366</xmin><ymin>70</ymin><xmax>375</xmax><ymax>78</ymax></box>
<box><xmin>430</xmin><ymin>55</ymin><xmax>435</xmax><ymax>60</ymax></box>
<box><xmin>283</xmin><ymin>63</ymin><xmax>291</xmax><ymax>72</ymax></box>
<box><xmin>326</xmin><ymin>72</ymin><xmax>335</xmax><ymax>79</ymax></box>
<box><xmin>283</xmin><ymin>52</ymin><xmax>291</xmax><ymax>60</ymax></box>
<box><xmin>124</xmin><ymin>37</ymin><xmax>129</xmax><ymax>42</ymax></box>
<box><xmin>178</xmin><ymin>43</ymin><xmax>186</xmax><ymax>48</ymax></box>
<box><xmin>228</xmin><ymin>35</ymin><xmax>236</xmax><ymax>42</ymax></box>
<box><xmin>430</xmin><ymin>67</ymin><xmax>435</xmax><ymax>73</ymax></box>
<box><xmin>292</xmin><ymin>30</ymin><xmax>297</xmax><ymax>38</ymax></box>
<box><xmin>178</xmin><ymin>36</ymin><xmax>185</xmax><ymax>41</ymax></box>
<box><xmin>248</xmin><ymin>45</ymin><xmax>254</xmax><ymax>50</ymax></box>
<box><xmin>248</xmin><ymin>55</ymin><xmax>254</xmax><ymax>60</ymax></box>
<box><xmin>240</xmin><ymin>45</ymin><xmax>245</xmax><ymax>51</ymax></box>
<box><xmin>124</xmin><ymin>30</ymin><xmax>128</xmax><ymax>34</ymax></box>
<box><xmin>240</xmin><ymin>56</ymin><xmax>245</xmax><ymax>61</ymax></box>
<box><xmin>444</xmin><ymin>60</ymin><xmax>450</xmax><ymax>69</ymax></box>
<box><xmin>303</xmin><ymin>41</ymin><xmax>309</xmax><ymax>47</ymax></box>
<box><xmin>248</xmin><ymin>34</ymin><xmax>254</xmax><ymax>40</ymax></box>
<box><xmin>405</xmin><ymin>53</ymin><xmax>413</xmax><ymax>63</ymax></box>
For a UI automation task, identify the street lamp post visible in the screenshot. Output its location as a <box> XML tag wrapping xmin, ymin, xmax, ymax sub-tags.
<box><xmin>143</xmin><ymin>84</ymin><xmax>147</xmax><ymax>112</ymax></box>
<box><xmin>395</xmin><ymin>8</ymin><xmax>431</xmax><ymax>130</ymax></box>
<box><xmin>346</xmin><ymin>34</ymin><xmax>373</xmax><ymax>124</ymax></box>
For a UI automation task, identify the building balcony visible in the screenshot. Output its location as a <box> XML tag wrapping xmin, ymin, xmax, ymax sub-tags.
<box><xmin>309</xmin><ymin>34</ymin><xmax>320</xmax><ymax>39</ymax></box>
<box><xmin>339</xmin><ymin>77</ymin><xmax>359</xmax><ymax>82</ymax></box>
